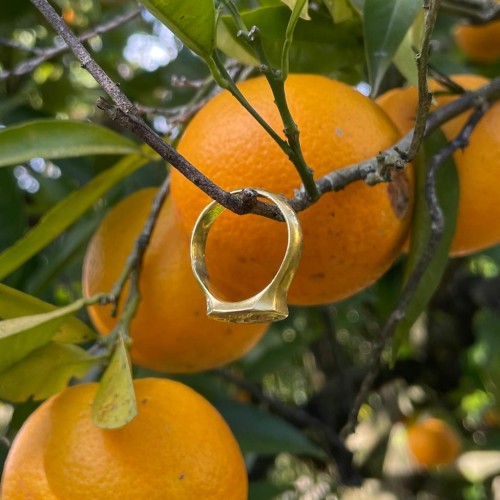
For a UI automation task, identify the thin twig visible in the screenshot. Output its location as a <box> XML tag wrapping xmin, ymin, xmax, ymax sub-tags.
<box><xmin>88</xmin><ymin>176</ymin><xmax>172</xmax><ymax>354</ymax></box>
<box><xmin>30</xmin><ymin>0</ymin><xmax>272</xmax><ymax>217</ymax></box>
<box><xmin>405</xmin><ymin>0</ymin><xmax>440</xmax><ymax>161</ymax></box>
<box><xmin>0</xmin><ymin>36</ymin><xmax>44</xmax><ymax>55</ymax></box>
<box><xmin>340</xmin><ymin>103</ymin><xmax>489</xmax><ymax>439</ymax></box>
<box><xmin>30</xmin><ymin>0</ymin><xmax>500</xmax><ymax>222</ymax></box>
<box><xmin>440</xmin><ymin>0</ymin><xmax>500</xmax><ymax>23</ymax></box>
<box><xmin>221</xmin><ymin>0</ymin><xmax>320</xmax><ymax>201</ymax></box>
<box><xmin>214</xmin><ymin>368</ymin><xmax>360</xmax><ymax>485</ymax></box>
<box><xmin>107</xmin><ymin>177</ymin><xmax>171</xmax><ymax>316</ymax></box>
<box><xmin>0</xmin><ymin>7</ymin><xmax>141</xmax><ymax>81</ymax></box>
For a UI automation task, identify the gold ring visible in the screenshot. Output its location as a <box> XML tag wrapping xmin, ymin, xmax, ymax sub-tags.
<box><xmin>190</xmin><ymin>188</ymin><xmax>303</xmax><ymax>324</ymax></box>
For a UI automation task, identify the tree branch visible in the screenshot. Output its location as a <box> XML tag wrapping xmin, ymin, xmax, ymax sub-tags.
<box><xmin>440</xmin><ymin>0</ymin><xmax>500</xmax><ymax>23</ymax></box>
<box><xmin>405</xmin><ymin>0</ymin><xmax>440</xmax><ymax>161</ymax></box>
<box><xmin>340</xmin><ymin>103</ymin><xmax>490</xmax><ymax>439</ymax></box>
<box><xmin>0</xmin><ymin>7</ymin><xmax>141</xmax><ymax>81</ymax></box>
<box><xmin>30</xmin><ymin>0</ymin><xmax>500</xmax><ymax>221</ymax></box>
<box><xmin>214</xmin><ymin>368</ymin><xmax>360</xmax><ymax>485</ymax></box>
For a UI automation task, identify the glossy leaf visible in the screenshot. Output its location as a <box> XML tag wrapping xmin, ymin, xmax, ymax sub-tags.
<box><xmin>216</xmin><ymin>400</ymin><xmax>324</xmax><ymax>457</ymax></box>
<box><xmin>364</xmin><ymin>0</ymin><xmax>421</xmax><ymax>96</ymax></box>
<box><xmin>0</xmin><ymin>169</ymin><xmax>25</xmax><ymax>253</ymax></box>
<box><xmin>218</xmin><ymin>6</ymin><xmax>364</xmax><ymax>75</ymax></box>
<box><xmin>0</xmin><ymin>120</ymin><xmax>141</xmax><ymax>168</ymax></box>
<box><xmin>92</xmin><ymin>331</ymin><xmax>137</xmax><ymax>429</ymax></box>
<box><xmin>0</xmin><ymin>343</ymin><xmax>99</xmax><ymax>402</ymax></box>
<box><xmin>0</xmin><ymin>283</ymin><xmax>95</xmax><ymax>343</ymax></box>
<box><xmin>138</xmin><ymin>0</ymin><xmax>215</xmax><ymax>59</ymax></box>
<box><xmin>0</xmin><ymin>298</ymin><xmax>89</xmax><ymax>373</ymax></box>
<box><xmin>216</xmin><ymin>20</ymin><xmax>259</xmax><ymax>66</ymax></box>
<box><xmin>0</xmin><ymin>154</ymin><xmax>149</xmax><ymax>281</ymax></box>
<box><xmin>392</xmin><ymin>9</ymin><xmax>424</xmax><ymax>86</ymax></box>
<box><xmin>393</xmin><ymin>131</ymin><xmax>459</xmax><ymax>356</ymax></box>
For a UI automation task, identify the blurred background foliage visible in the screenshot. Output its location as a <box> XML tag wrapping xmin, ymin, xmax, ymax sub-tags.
<box><xmin>1</xmin><ymin>0</ymin><xmax>500</xmax><ymax>498</ymax></box>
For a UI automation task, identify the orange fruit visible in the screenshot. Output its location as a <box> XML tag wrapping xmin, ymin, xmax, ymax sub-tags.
<box><xmin>376</xmin><ymin>74</ymin><xmax>500</xmax><ymax>256</ymax></box>
<box><xmin>82</xmin><ymin>189</ymin><xmax>267</xmax><ymax>373</ymax></box>
<box><xmin>170</xmin><ymin>74</ymin><xmax>413</xmax><ymax>306</ymax></box>
<box><xmin>454</xmin><ymin>17</ymin><xmax>500</xmax><ymax>64</ymax></box>
<box><xmin>1</xmin><ymin>400</ymin><xmax>57</xmax><ymax>499</ymax></box>
<box><xmin>1</xmin><ymin>378</ymin><xmax>247</xmax><ymax>500</ymax></box>
<box><xmin>407</xmin><ymin>417</ymin><xmax>461</xmax><ymax>467</ymax></box>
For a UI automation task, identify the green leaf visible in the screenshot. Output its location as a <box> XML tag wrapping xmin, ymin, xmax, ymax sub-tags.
<box><xmin>0</xmin><ymin>120</ymin><xmax>141</xmax><ymax>168</ymax></box>
<box><xmin>0</xmin><ymin>283</ymin><xmax>95</xmax><ymax>343</ymax></box>
<box><xmin>0</xmin><ymin>169</ymin><xmax>25</xmax><ymax>253</ymax></box>
<box><xmin>363</xmin><ymin>0</ymin><xmax>422</xmax><ymax>96</ymax></box>
<box><xmin>137</xmin><ymin>0</ymin><xmax>216</xmax><ymax>59</ymax></box>
<box><xmin>218</xmin><ymin>6</ymin><xmax>364</xmax><ymax>76</ymax></box>
<box><xmin>281</xmin><ymin>0</ymin><xmax>309</xmax><ymax>79</ymax></box>
<box><xmin>249</xmin><ymin>480</ymin><xmax>287</xmax><ymax>500</ymax></box>
<box><xmin>216</xmin><ymin>400</ymin><xmax>324</xmax><ymax>457</ymax></box>
<box><xmin>0</xmin><ymin>343</ymin><xmax>99</xmax><ymax>402</ymax></box>
<box><xmin>322</xmin><ymin>0</ymin><xmax>359</xmax><ymax>22</ymax></box>
<box><xmin>0</xmin><ymin>153</ymin><xmax>149</xmax><ymax>281</ymax></box>
<box><xmin>216</xmin><ymin>20</ymin><xmax>259</xmax><ymax>66</ymax></box>
<box><xmin>393</xmin><ymin>131</ymin><xmax>459</xmax><ymax>356</ymax></box>
<box><xmin>392</xmin><ymin>9</ymin><xmax>424</xmax><ymax>86</ymax></box>
<box><xmin>92</xmin><ymin>331</ymin><xmax>137</xmax><ymax>429</ymax></box>
<box><xmin>0</xmin><ymin>298</ymin><xmax>90</xmax><ymax>373</ymax></box>
<box><xmin>281</xmin><ymin>0</ymin><xmax>310</xmax><ymax>20</ymax></box>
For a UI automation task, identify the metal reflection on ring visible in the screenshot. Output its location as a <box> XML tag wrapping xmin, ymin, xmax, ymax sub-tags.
<box><xmin>190</xmin><ymin>188</ymin><xmax>303</xmax><ymax>324</ymax></box>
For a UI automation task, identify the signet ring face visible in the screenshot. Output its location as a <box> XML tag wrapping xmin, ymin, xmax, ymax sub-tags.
<box><xmin>190</xmin><ymin>188</ymin><xmax>303</xmax><ymax>324</ymax></box>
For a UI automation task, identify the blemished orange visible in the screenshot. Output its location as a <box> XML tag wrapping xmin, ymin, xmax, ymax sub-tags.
<box><xmin>1</xmin><ymin>378</ymin><xmax>248</xmax><ymax>500</ymax></box>
<box><xmin>376</xmin><ymin>74</ymin><xmax>500</xmax><ymax>256</ymax></box>
<box><xmin>82</xmin><ymin>189</ymin><xmax>267</xmax><ymax>373</ymax></box>
<box><xmin>454</xmin><ymin>17</ymin><xmax>500</xmax><ymax>64</ymax></box>
<box><xmin>407</xmin><ymin>417</ymin><xmax>461</xmax><ymax>467</ymax></box>
<box><xmin>170</xmin><ymin>74</ymin><xmax>413</xmax><ymax>306</ymax></box>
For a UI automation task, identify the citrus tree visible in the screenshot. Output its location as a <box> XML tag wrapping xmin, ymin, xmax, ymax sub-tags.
<box><xmin>0</xmin><ymin>0</ymin><xmax>500</xmax><ymax>498</ymax></box>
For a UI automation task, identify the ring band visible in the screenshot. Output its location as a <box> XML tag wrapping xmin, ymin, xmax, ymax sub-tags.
<box><xmin>190</xmin><ymin>188</ymin><xmax>303</xmax><ymax>323</ymax></box>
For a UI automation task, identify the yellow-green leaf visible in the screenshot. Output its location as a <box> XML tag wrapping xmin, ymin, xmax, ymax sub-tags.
<box><xmin>0</xmin><ymin>153</ymin><xmax>149</xmax><ymax>281</ymax></box>
<box><xmin>281</xmin><ymin>0</ymin><xmax>310</xmax><ymax>20</ymax></box>
<box><xmin>0</xmin><ymin>120</ymin><xmax>141</xmax><ymax>168</ymax></box>
<box><xmin>92</xmin><ymin>331</ymin><xmax>137</xmax><ymax>429</ymax></box>
<box><xmin>137</xmin><ymin>0</ymin><xmax>216</xmax><ymax>59</ymax></box>
<box><xmin>0</xmin><ymin>343</ymin><xmax>99</xmax><ymax>402</ymax></box>
<box><xmin>0</xmin><ymin>298</ymin><xmax>89</xmax><ymax>373</ymax></box>
<box><xmin>0</xmin><ymin>283</ymin><xmax>95</xmax><ymax>343</ymax></box>
<box><xmin>322</xmin><ymin>0</ymin><xmax>358</xmax><ymax>22</ymax></box>
<box><xmin>393</xmin><ymin>9</ymin><xmax>424</xmax><ymax>86</ymax></box>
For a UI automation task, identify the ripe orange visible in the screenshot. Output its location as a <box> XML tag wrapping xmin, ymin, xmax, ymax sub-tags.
<box><xmin>170</xmin><ymin>74</ymin><xmax>413</xmax><ymax>306</ymax></box>
<box><xmin>1</xmin><ymin>378</ymin><xmax>247</xmax><ymax>500</ymax></box>
<box><xmin>407</xmin><ymin>417</ymin><xmax>461</xmax><ymax>467</ymax></box>
<box><xmin>454</xmin><ymin>17</ymin><xmax>500</xmax><ymax>63</ymax></box>
<box><xmin>82</xmin><ymin>189</ymin><xmax>267</xmax><ymax>373</ymax></box>
<box><xmin>376</xmin><ymin>74</ymin><xmax>500</xmax><ymax>256</ymax></box>
<box><xmin>1</xmin><ymin>399</ymin><xmax>57</xmax><ymax>499</ymax></box>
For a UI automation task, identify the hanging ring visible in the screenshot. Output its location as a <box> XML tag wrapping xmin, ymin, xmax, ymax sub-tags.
<box><xmin>190</xmin><ymin>188</ymin><xmax>303</xmax><ymax>324</ymax></box>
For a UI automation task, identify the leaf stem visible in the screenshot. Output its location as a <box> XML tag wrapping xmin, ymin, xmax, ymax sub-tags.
<box><xmin>217</xmin><ymin>3</ymin><xmax>320</xmax><ymax>201</ymax></box>
<box><xmin>212</xmin><ymin>52</ymin><xmax>291</xmax><ymax>152</ymax></box>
